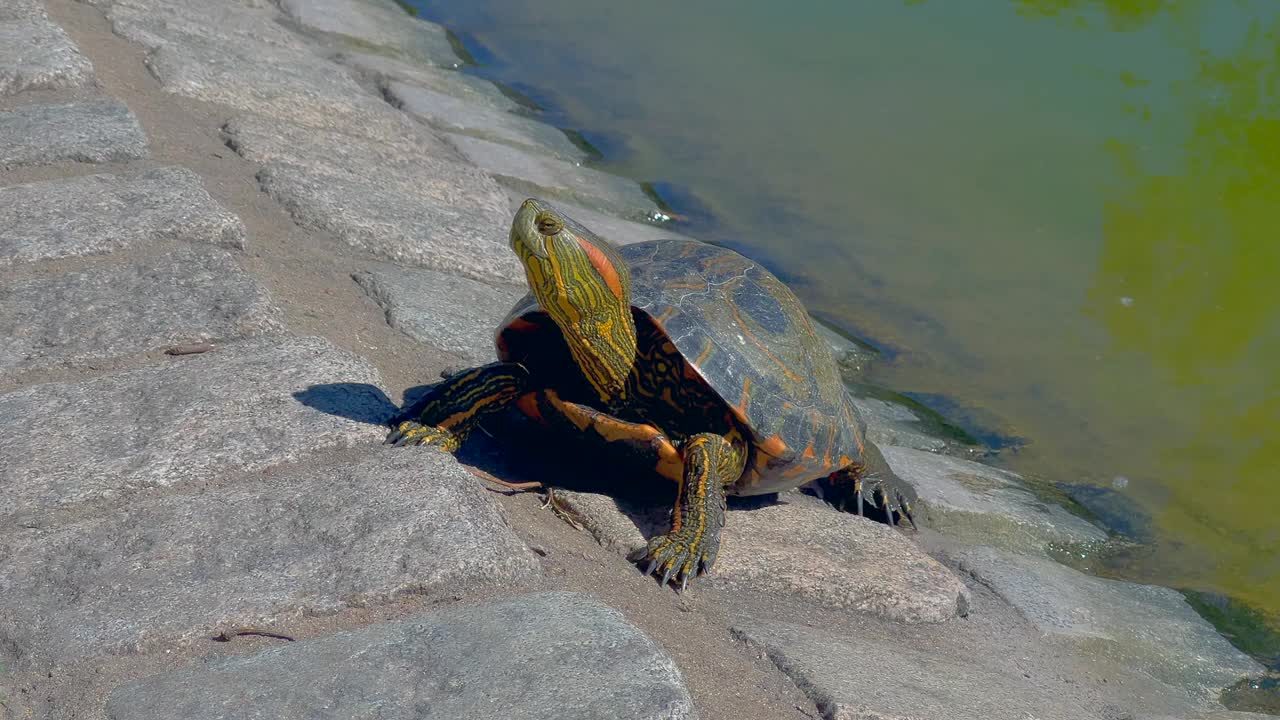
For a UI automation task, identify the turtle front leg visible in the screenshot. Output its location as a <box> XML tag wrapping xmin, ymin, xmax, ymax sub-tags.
<box><xmin>386</xmin><ymin>362</ymin><xmax>529</xmax><ymax>449</ymax></box>
<box><xmin>629</xmin><ymin>432</ymin><xmax>746</xmax><ymax>590</ymax></box>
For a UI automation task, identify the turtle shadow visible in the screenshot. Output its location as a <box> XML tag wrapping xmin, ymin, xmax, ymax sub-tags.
<box><xmin>292</xmin><ymin>383</ymin><xmax>398</xmax><ymax>426</ymax></box>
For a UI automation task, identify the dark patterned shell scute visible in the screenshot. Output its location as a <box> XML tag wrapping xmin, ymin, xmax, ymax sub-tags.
<box><xmin>625</xmin><ymin>240</ymin><xmax>859</xmax><ymax>492</ymax></box>
<box><xmin>498</xmin><ymin>239</ymin><xmax>862</xmax><ymax>493</ymax></box>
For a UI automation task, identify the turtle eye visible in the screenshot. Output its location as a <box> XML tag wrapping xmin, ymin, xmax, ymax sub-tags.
<box><xmin>535</xmin><ymin>213</ymin><xmax>563</xmax><ymax>236</ymax></box>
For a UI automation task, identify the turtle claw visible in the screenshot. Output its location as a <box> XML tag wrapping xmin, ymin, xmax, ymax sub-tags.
<box><xmin>385</xmin><ymin>420</ymin><xmax>462</xmax><ymax>450</ymax></box>
<box><xmin>858</xmin><ymin>476</ymin><xmax>919</xmax><ymax>530</ymax></box>
<box><xmin>629</xmin><ymin>528</ymin><xmax>719</xmax><ymax>591</ymax></box>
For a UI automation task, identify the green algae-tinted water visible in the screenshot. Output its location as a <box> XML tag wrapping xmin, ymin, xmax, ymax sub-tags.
<box><xmin>411</xmin><ymin>0</ymin><xmax>1280</xmax><ymax>635</ymax></box>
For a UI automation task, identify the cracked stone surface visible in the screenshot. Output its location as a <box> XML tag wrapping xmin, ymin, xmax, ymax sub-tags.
<box><xmin>102</xmin><ymin>0</ymin><xmax>311</xmax><ymax>54</ymax></box>
<box><xmin>0</xmin><ymin>451</ymin><xmax>541</xmax><ymax>671</ymax></box>
<box><xmin>555</xmin><ymin>489</ymin><xmax>969</xmax><ymax>623</ymax></box>
<box><xmin>881</xmin><ymin>445</ymin><xmax>1108</xmax><ymax>552</ymax></box>
<box><xmin>0</xmin><ymin>98</ymin><xmax>148</xmax><ymax>169</ymax></box>
<box><xmin>279</xmin><ymin>0</ymin><xmax>460</xmax><ymax>66</ymax></box>
<box><xmin>337</xmin><ymin>51</ymin><xmax>518</xmax><ymax>110</ymax></box>
<box><xmin>105</xmin><ymin>592</ymin><xmax>695</xmax><ymax>720</ymax></box>
<box><xmin>354</xmin><ymin>264</ymin><xmax>523</xmax><ymax>365</ymax></box>
<box><xmin>450</xmin><ymin>133</ymin><xmax>659</xmax><ymax>220</ymax></box>
<box><xmin>0</xmin><ymin>335</ymin><xmax>389</xmax><ymax>520</ymax></box>
<box><xmin>389</xmin><ymin>81</ymin><xmax>585</xmax><ymax>161</ymax></box>
<box><xmin>0</xmin><ymin>166</ymin><xmax>245</xmax><ymax>266</ymax></box>
<box><xmin>0</xmin><ymin>15</ymin><xmax>95</xmax><ymax>95</ymax></box>
<box><xmin>0</xmin><ymin>245</ymin><xmax>283</xmax><ymax>377</ymax></box>
<box><xmin>952</xmin><ymin>545</ymin><xmax>1265</xmax><ymax>701</ymax></box>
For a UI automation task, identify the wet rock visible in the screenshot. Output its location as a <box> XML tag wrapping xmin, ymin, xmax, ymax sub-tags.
<box><xmin>0</xmin><ymin>98</ymin><xmax>147</xmax><ymax>169</ymax></box>
<box><xmin>353</xmin><ymin>265</ymin><xmax>523</xmax><ymax>365</ymax></box>
<box><xmin>556</xmin><ymin>489</ymin><xmax>969</xmax><ymax>623</ymax></box>
<box><xmin>105</xmin><ymin>592</ymin><xmax>695</xmax><ymax>720</ymax></box>
<box><xmin>880</xmin><ymin>445</ymin><xmax>1107</xmax><ymax>552</ymax></box>
<box><xmin>0</xmin><ymin>451</ymin><xmax>540</xmax><ymax>671</ymax></box>
<box><xmin>952</xmin><ymin>545</ymin><xmax>1264</xmax><ymax>701</ymax></box>
<box><xmin>733</xmin><ymin>618</ymin><xmax>1102</xmax><ymax>720</ymax></box>
<box><xmin>279</xmin><ymin>0</ymin><xmax>459</xmax><ymax>66</ymax></box>
<box><xmin>338</xmin><ymin>51</ymin><xmax>518</xmax><ymax>110</ymax></box>
<box><xmin>0</xmin><ymin>15</ymin><xmax>95</xmax><ymax>95</ymax></box>
<box><xmin>145</xmin><ymin>38</ymin><xmax>416</xmax><ymax>142</ymax></box>
<box><xmin>0</xmin><ymin>166</ymin><xmax>245</xmax><ymax>266</ymax></box>
<box><xmin>389</xmin><ymin>81</ymin><xmax>585</xmax><ymax>160</ymax></box>
<box><xmin>0</xmin><ymin>246</ymin><xmax>282</xmax><ymax>377</ymax></box>
<box><xmin>0</xmin><ymin>335</ymin><xmax>389</xmax><ymax>519</ymax></box>
<box><xmin>450</xmin><ymin>133</ymin><xmax>659</xmax><ymax>220</ymax></box>
<box><xmin>851</xmin><ymin>395</ymin><xmax>952</xmax><ymax>453</ymax></box>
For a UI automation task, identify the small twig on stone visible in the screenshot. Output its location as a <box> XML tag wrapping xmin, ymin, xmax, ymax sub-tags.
<box><xmin>165</xmin><ymin>343</ymin><xmax>216</xmax><ymax>356</ymax></box>
<box><xmin>213</xmin><ymin>627</ymin><xmax>295</xmax><ymax>643</ymax></box>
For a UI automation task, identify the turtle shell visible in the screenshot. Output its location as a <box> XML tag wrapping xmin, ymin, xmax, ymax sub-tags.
<box><xmin>497</xmin><ymin>239</ymin><xmax>869</xmax><ymax>495</ymax></box>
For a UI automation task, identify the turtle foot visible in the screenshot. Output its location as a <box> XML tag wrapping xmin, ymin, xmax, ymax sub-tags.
<box><xmin>818</xmin><ymin>469</ymin><xmax>919</xmax><ymax>530</ymax></box>
<box><xmin>628</xmin><ymin>526</ymin><xmax>721</xmax><ymax>592</ymax></box>
<box><xmin>385</xmin><ymin>420</ymin><xmax>462</xmax><ymax>450</ymax></box>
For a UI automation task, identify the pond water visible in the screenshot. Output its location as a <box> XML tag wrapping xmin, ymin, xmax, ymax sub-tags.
<box><xmin>408</xmin><ymin>0</ymin><xmax>1280</xmax><ymax>642</ymax></box>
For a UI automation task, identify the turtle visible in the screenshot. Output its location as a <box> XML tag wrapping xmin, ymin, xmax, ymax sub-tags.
<box><xmin>387</xmin><ymin>198</ymin><xmax>917</xmax><ymax>588</ymax></box>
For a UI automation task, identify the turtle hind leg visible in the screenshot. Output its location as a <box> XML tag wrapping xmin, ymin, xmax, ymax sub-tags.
<box><xmin>387</xmin><ymin>362</ymin><xmax>529</xmax><ymax>449</ymax></box>
<box><xmin>629</xmin><ymin>432</ymin><xmax>745</xmax><ymax>591</ymax></box>
<box><xmin>821</xmin><ymin>457</ymin><xmax>919</xmax><ymax>530</ymax></box>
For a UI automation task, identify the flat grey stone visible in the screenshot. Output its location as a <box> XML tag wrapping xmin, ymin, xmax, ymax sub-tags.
<box><xmin>450</xmin><ymin>133</ymin><xmax>659</xmax><ymax>220</ymax></box>
<box><xmin>733</xmin><ymin>618</ymin><xmax>1102</xmax><ymax>720</ymax></box>
<box><xmin>0</xmin><ymin>245</ymin><xmax>282</xmax><ymax>377</ymax></box>
<box><xmin>953</xmin><ymin>546</ymin><xmax>1264</xmax><ymax>701</ymax></box>
<box><xmin>0</xmin><ymin>18</ymin><xmax>95</xmax><ymax>95</ymax></box>
<box><xmin>0</xmin><ymin>451</ymin><xmax>540</xmax><ymax>671</ymax></box>
<box><xmin>104</xmin><ymin>0</ymin><xmax>310</xmax><ymax>55</ymax></box>
<box><xmin>0</xmin><ymin>98</ymin><xmax>147</xmax><ymax>168</ymax></box>
<box><xmin>557</xmin><ymin>489</ymin><xmax>968</xmax><ymax>623</ymax></box>
<box><xmin>279</xmin><ymin>0</ymin><xmax>460</xmax><ymax>66</ymax></box>
<box><xmin>145</xmin><ymin>38</ymin><xmax>417</xmax><ymax>142</ymax></box>
<box><xmin>390</xmin><ymin>81</ymin><xmax>584</xmax><ymax>161</ymax></box>
<box><xmin>851</xmin><ymin>396</ymin><xmax>951</xmax><ymax>453</ymax></box>
<box><xmin>105</xmin><ymin>592</ymin><xmax>694</xmax><ymax>720</ymax></box>
<box><xmin>354</xmin><ymin>265</ymin><xmax>523</xmax><ymax>365</ymax></box>
<box><xmin>0</xmin><ymin>0</ymin><xmax>47</xmax><ymax>21</ymax></box>
<box><xmin>0</xmin><ymin>166</ymin><xmax>245</xmax><ymax>266</ymax></box>
<box><xmin>223</xmin><ymin>111</ymin><xmax>459</xmax><ymax>173</ymax></box>
<box><xmin>880</xmin><ymin>445</ymin><xmax>1107</xmax><ymax>552</ymax></box>
<box><xmin>0</xmin><ymin>335</ymin><xmax>389</xmax><ymax>519</ymax></box>
<box><xmin>338</xmin><ymin>51</ymin><xmax>518</xmax><ymax>111</ymax></box>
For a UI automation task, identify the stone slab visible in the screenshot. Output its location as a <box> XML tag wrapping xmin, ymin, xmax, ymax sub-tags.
<box><xmin>223</xmin><ymin>111</ymin><xmax>458</xmax><ymax>173</ymax></box>
<box><xmin>104</xmin><ymin>0</ymin><xmax>310</xmax><ymax>55</ymax></box>
<box><xmin>390</xmin><ymin>81</ymin><xmax>584</xmax><ymax>161</ymax></box>
<box><xmin>279</xmin><ymin>0</ymin><xmax>460</xmax><ymax>66</ymax></box>
<box><xmin>0</xmin><ymin>0</ymin><xmax>47</xmax><ymax>21</ymax></box>
<box><xmin>733</xmin><ymin>618</ymin><xmax>1100</xmax><ymax>720</ymax></box>
<box><xmin>0</xmin><ymin>166</ymin><xmax>246</xmax><ymax>266</ymax></box>
<box><xmin>0</xmin><ymin>335</ymin><xmax>390</xmax><ymax>519</ymax></box>
<box><xmin>338</xmin><ymin>51</ymin><xmax>517</xmax><ymax>110</ymax></box>
<box><xmin>0</xmin><ymin>98</ymin><xmax>147</xmax><ymax>169</ymax></box>
<box><xmin>0</xmin><ymin>245</ymin><xmax>282</xmax><ymax>377</ymax></box>
<box><xmin>953</xmin><ymin>545</ymin><xmax>1264</xmax><ymax>701</ymax></box>
<box><xmin>851</xmin><ymin>395</ymin><xmax>951</xmax><ymax>453</ymax></box>
<box><xmin>354</xmin><ymin>265</ymin><xmax>523</xmax><ymax>366</ymax></box>
<box><xmin>880</xmin><ymin>445</ymin><xmax>1108</xmax><ymax>552</ymax></box>
<box><xmin>0</xmin><ymin>18</ymin><xmax>95</xmax><ymax>95</ymax></box>
<box><xmin>450</xmin><ymin>133</ymin><xmax>659</xmax><ymax>220</ymax></box>
<box><xmin>557</xmin><ymin>489</ymin><xmax>968</xmax><ymax>623</ymax></box>
<box><xmin>0</xmin><ymin>451</ymin><xmax>540</xmax><ymax>671</ymax></box>
<box><xmin>145</xmin><ymin>38</ymin><xmax>416</xmax><ymax>142</ymax></box>
<box><xmin>105</xmin><ymin>592</ymin><xmax>694</xmax><ymax>720</ymax></box>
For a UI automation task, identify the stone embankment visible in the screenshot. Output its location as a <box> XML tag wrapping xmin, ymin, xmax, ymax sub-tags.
<box><xmin>0</xmin><ymin>0</ymin><xmax>1268</xmax><ymax>718</ymax></box>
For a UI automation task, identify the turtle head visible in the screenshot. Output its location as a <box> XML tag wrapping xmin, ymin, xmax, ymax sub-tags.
<box><xmin>510</xmin><ymin>198</ymin><xmax>637</xmax><ymax>403</ymax></box>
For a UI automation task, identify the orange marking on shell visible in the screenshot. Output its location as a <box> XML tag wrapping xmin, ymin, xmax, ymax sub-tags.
<box><xmin>757</xmin><ymin>434</ymin><xmax>787</xmax><ymax>458</ymax></box>
<box><xmin>737</xmin><ymin>377</ymin><xmax>752</xmax><ymax>415</ymax></box>
<box><xmin>576</xmin><ymin>237</ymin><xmax>624</xmax><ymax>300</ymax></box>
<box><xmin>838</xmin><ymin>454</ymin><xmax>852</xmax><ymax>468</ymax></box>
